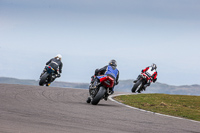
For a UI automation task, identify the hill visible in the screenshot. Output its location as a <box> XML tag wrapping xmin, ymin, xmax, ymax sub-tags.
<box><xmin>0</xmin><ymin>77</ymin><xmax>89</xmax><ymax>89</ymax></box>
<box><xmin>115</xmin><ymin>80</ymin><xmax>200</xmax><ymax>96</ymax></box>
<box><xmin>0</xmin><ymin>77</ymin><xmax>199</xmax><ymax>96</ymax></box>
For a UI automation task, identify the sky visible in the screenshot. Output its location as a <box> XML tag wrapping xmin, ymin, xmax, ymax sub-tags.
<box><xmin>0</xmin><ymin>0</ymin><xmax>200</xmax><ymax>85</ymax></box>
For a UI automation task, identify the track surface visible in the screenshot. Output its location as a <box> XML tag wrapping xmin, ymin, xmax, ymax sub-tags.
<box><xmin>0</xmin><ymin>84</ymin><xmax>199</xmax><ymax>133</ymax></box>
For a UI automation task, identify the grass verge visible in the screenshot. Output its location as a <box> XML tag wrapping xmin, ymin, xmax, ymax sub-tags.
<box><xmin>114</xmin><ymin>94</ymin><xmax>200</xmax><ymax>121</ymax></box>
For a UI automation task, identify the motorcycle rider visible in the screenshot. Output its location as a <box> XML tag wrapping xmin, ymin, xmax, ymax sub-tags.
<box><xmin>133</xmin><ymin>63</ymin><xmax>157</xmax><ymax>93</ymax></box>
<box><xmin>40</xmin><ymin>54</ymin><xmax>63</xmax><ymax>86</ymax></box>
<box><xmin>90</xmin><ymin>59</ymin><xmax>119</xmax><ymax>100</ymax></box>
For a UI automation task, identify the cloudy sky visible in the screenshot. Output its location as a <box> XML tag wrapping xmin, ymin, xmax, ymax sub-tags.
<box><xmin>0</xmin><ymin>0</ymin><xmax>200</xmax><ymax>85</ymax></box>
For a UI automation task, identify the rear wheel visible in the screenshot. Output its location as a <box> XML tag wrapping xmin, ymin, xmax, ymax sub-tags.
<box><xmin>39</xmin><ymin>73</ymin><xmax>49</xmax><ymax>86</ymax></box>
<box><xmin>91</xmin><ymin>87</ymin><xmax>106</xmax><ymax>105</ymax></box>
<box><xmin>132</xmin><ymin>80</ymin><xmax>142</xmax><ymax>93</ymax></box>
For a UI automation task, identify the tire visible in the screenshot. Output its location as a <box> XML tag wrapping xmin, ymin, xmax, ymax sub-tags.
<box><xmin>137</xmin><ymin>84</ymin><xmax>144</xmax><ymax>93</ymax></box>
<box><xmin>91</xmin><ymin>87</ymin><xmax>106</xmax><ymax>105</ymax></box>
<box><xmin>132</xmin><ymin>80</ymin><xmax>142</xmax><ymax>93</ymax></box>
<box><xmin>39</xmin><ymin>73</ymin><xmax>49</xmax><ymax>86</ymax></box>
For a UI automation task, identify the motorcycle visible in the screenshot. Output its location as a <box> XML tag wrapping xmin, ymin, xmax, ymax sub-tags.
<box><xmin>131</xmin><ymin>72</ymin><xmax>152</xmax><ymax>93</ymax></box>
<box><xmin>39</xmin><ymin>65</ymin><xmax>56</xmax><ymax>86</ymax></box>
<box><xmin>87</xmin><ymin>75</ymin><xmax>115</xmax><ymax>105</ymax></box>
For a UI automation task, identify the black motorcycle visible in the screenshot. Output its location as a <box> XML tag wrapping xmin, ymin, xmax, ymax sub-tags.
<box><xmin>39</xmin><ymin>65</ymin><xmax>56</xmax><ymax>86</ymax></box>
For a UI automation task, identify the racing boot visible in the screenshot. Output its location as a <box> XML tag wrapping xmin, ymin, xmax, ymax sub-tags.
<box><xmin>104</xmin><ymin>96</ymin><xmax>108</xmax><ymax>101</ymax></box>
<box><xmin>109</xmin><ymin>88</ymin><xmax>114</xmax><ymax>95</ymax></box>
<box><xmin>104</xmin><ymin>93</ymin><xmax>109</xmax><ymax>101</ymax></box>
<box><xmin>86</xmin><ymin>96</ymin><xmax>92</xmax><ymax>103</ymax></box>
<box><xmin>110</xmin><ymin>90</ymin><xmax>114</xmax><ymax>95</ymax></box>
<box><xmin>46</xmin><ymin>83</ymin><xmax>50</xmax><ymax>86</ymax></box>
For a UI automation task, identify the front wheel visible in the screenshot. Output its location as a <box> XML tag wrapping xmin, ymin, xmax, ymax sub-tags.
<box><xmin>132</xmin><ymin>80</ymin><xmax>142</xmax><ymax>93</ymax></box>
<box><xmin>39</xmin><ymin>73</ymin><xmax>49</xmax><ymax>86</ymax></box>
<box><xmin>91</xmin><ymin>87</ymin><xmax>106</xmax><ymax>105</ymax></box>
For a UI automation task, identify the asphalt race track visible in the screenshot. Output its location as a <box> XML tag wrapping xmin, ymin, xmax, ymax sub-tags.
<box><xmin>0</xmin><ymin>84</ymin><xmax>199</xmax><ymax>133</ymax></box>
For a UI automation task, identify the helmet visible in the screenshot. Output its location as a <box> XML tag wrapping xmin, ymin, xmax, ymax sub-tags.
<box><xmin>55</xmin><ymin>54</ymin><xmax>62</xmax><ymax>60</ymax></box>
<box><xmin>151</xmin><ymin>63</ymin><xmax>157</xmax><ymax>70</ymax></box>
<box><xmin>109</xmin><ymin>59</ymin><xmax>117</xmax><ymax>67</ymax></box>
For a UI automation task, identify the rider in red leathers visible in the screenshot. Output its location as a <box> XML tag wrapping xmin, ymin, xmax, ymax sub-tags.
<box><xmin>133</xmin><ymin>63</ymin><xmax>157</xmax><ymax>92</ymax></box>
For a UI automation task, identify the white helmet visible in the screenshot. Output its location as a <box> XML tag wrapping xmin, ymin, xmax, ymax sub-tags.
<box><xmin>55</xmin><ymin>54</ymin><xmax>62</xmax><ymax>60</ymax></box>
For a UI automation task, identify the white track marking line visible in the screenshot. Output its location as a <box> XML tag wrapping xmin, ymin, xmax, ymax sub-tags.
<box><xmin>109</xmin><ymin>93</ymin><xmax>200</xmax><ymax>124</ymax></box>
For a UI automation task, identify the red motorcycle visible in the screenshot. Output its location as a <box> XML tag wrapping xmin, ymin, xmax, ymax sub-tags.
<box><xmin>87</xmin><ymin>75</ymin><xmax>114</xmax><ymax>105</ymax></box>
<box><xmin>131</xmin><ymin>72</ymin><xmax>152</xmax><ymax>93</ymax></box>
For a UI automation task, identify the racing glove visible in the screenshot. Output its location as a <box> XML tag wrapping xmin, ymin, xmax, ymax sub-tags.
<box><xmin>153</xmin><ymin>78</ymin><xmax>157</xmax><ymax>83</ymax></box>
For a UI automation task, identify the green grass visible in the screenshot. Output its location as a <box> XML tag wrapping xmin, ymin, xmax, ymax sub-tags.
<box><xmin>114</xmin><ymin>94</ymin><xmax>200</xmax><ymax>121</ymax></box>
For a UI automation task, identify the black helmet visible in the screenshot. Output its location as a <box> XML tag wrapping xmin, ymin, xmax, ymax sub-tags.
<box><xmin>109</xmin><ymin>59</ymin><xmax>117</xmax><ymax>67</ymax></box>
<box><xmin>151</xmin><ymin>63</ymin><xmax>157</xmax><ymax>70</ymax></box>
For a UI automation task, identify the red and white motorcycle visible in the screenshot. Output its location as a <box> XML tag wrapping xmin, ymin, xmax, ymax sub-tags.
<box><xmin>131</xmin><ymin>72</ymin><xmax>153</xmax><ymax>93</ymax></box>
